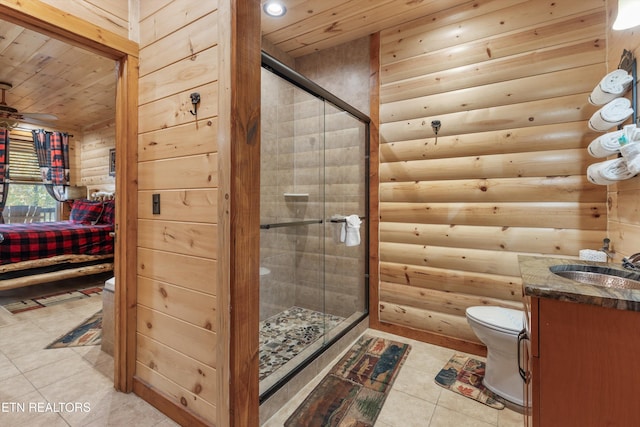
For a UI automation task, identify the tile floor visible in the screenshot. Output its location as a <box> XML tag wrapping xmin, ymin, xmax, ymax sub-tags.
<box><xmin>263</xmin><ymin>329</ymin><xmax>525</xmax><ymax>427</ymax></box>
<box><xmin>0</xmin><ymin>287</ymin><xmax>178</xmax><ymax>427</ymax></box>
<box><xmin>0</xmin><ymin>284</ymin><xmax>524</xmax><ymax>427</ymax></box>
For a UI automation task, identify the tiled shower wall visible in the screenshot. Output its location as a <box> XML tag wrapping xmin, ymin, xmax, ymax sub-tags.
<box><xmin>295</xmin><ymin>38</ymin><xmax>370</xmax><ymax>319</ymax></box>
<box><xmin>260</xmin><ymin>68</ymin><xmax>314</xmax><ymax>320</ymax></box>
<box><xmin>259</xmin><ymin>37</ymin><xmax>370</xmax><ymax>321</ymax></box>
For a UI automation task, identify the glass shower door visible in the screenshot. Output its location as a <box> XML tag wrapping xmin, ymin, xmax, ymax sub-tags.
<box><xmin>322</xmin><ymin>103</ymin><xmax>368</xmax><ymax>343</ymax></box>
<box><xmin>259</xmin><ymin>55</ymin><xmax>369</xmax><ymax>401</ymax></box>
<box><xmin>259</xmin><ymin>67</ymin><xmax>326</xmax><ymax>395</ymax></box>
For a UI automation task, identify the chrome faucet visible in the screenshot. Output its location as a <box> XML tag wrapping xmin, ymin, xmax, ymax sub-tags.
<box><xmin>622</xmin><ymin>253</ymin><xmax>640</xmax><ymax>271</ymax></box>
<box><xmin>600</xmin><ymin>238</ymin><xmax>615</xmax><ymax>260</ymax></box>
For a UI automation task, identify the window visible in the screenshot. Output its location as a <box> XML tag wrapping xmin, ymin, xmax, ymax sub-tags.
<box><xmin>9</xmin><ymin>133</ymin><xmax>41</xmax><ymax>182</ymax></box>
<box><xmin>3</xmin><ymin>129</ymin><xmax>59</xmax><ymax>223</ymax></box>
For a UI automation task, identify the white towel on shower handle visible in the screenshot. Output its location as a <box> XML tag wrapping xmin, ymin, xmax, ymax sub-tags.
<box><xmin>588</xmin><ymin>97</ymin><xmax>634</xmax><ymax>132</ymax></box>
<box><xmin>345</xmin><ymin>214</ymin><xmax>362</xmax><ymax>247</ymax></box>
<box><xmin>331</xmin><ymin>214</ymin><xmax>346</xmax><ymax>244</ymax></box>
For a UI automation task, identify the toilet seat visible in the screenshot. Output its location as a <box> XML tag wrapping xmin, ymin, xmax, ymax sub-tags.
<box><xmin>466</xmin><ymin>306</ymin><xmax>523</xmax><ymax>335</ymax></box>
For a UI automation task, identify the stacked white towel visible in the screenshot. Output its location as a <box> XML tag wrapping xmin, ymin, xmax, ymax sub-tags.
<box><xmin>588</xmin><ymin>97</ymin><xmax>634</xmax><ymax>132</ymax></box>
<box><xmin>587</xmin><ymin>129</ymin><xmax>624</xmax><ymax>157</ymax></box>
<box><xmin>587</xmin><ymin>157</ymin><xmax>634</xmax><ymax>185</ymax></box>
<box><xmin>620</xmin><ymin>142</ymin><xmax>640</xmax><ymax>175</ymax></box>
<box><xmin>589</xmin><ymin>69</ymin><xmax>633</xmax><ymax>105</ymax></box>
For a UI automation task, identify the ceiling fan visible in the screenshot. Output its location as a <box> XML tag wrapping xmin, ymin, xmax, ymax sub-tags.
<box><xmin>0</xmin><ymin>82</ymin><xmax>58</xmax><ymax>129</ymax></box>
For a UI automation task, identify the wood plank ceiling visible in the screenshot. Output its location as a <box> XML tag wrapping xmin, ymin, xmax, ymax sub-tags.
<box><xmin>0</xmin><ymin>0</ymin><xmax>469</xmax><ymax>131</ymax></box>
<box><xmin>261</xmin><ymin>0</ymin><xmax>471</xmax><ymax>57</ymax></box>
<box><xmin>0</xmin><ymin>19</ymin><xmax>115</xmax><ymax>132</ymax></box>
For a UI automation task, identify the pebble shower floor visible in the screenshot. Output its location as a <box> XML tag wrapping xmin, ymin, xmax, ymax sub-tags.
<box><xmin>259</xmin><ymin>306</ymin><xmax>344</xmax><ymax>381</ymax></box>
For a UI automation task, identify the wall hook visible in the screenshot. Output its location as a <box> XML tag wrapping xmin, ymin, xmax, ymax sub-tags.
<box><xmin>431</xmin><ymin>120</ymin><xmax>441</xmax><ymax>135</ymax></box>
<box><xmin>431</xmin><ymin>120</ymin><xmax>441</xmax><ymax>144</ymax></box>
<box><xmin>189</xmin><ymin>92</ymin><xmax>201</xmax><ymax>116</ymax></box>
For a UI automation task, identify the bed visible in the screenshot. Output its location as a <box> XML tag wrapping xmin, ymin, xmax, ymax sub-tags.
<box><xmin>0</xmin><ymin>192</ymin><xmax>115</xmax><ymax>291</ymax></box>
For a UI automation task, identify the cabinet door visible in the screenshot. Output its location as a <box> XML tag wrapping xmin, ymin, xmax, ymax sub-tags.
<box><xmin>538</xmin><ymin>298</ymin><xmax>640</xmax><ymax>426</ymax></box>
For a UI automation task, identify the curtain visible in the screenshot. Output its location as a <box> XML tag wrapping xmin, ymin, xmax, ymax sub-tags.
<box><xmin>0</xmin><ymin>128</ymin><xmax>9</xmax><ymax>223</ymax></box>
<box><xmin>32</xmin><ymin>129</ymin><xmax>70</xmax><ymax>202</ymax></box>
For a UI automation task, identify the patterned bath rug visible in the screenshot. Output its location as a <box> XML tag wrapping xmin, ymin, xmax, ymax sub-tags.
<box><xmin>285</xmin><ymin>335</ymin><xmax>411</xmax><ymax>426</ymax></box>
<box><xmin>46</xmin><ymin>310</ymin><xmax>102</xmax><ymax>349</ymax></box>
<box><xmin>434</xmin><ymin>354</ymin><xmax>505</xmax><ymax>409</ymax></box>
<box><xmin>1</xmin><ymin>286</ymin><xmax>102</xmax><ymax>314</ymax></box>
<box><xmin>260</xmin><ymin>306</ymin><xmax>344</xmax><ymax>381</ymax></box>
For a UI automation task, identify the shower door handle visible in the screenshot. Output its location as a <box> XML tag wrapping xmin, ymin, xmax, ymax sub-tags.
<box><xmin>329</xmin><ymin>216</ymin><xmax>366</xmax><ymax>223</ymax></box>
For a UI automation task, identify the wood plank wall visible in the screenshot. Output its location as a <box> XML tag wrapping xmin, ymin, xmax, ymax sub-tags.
<box><xmin>378</xmin><ymin>0</ymin><xmax>608</xmax><ymax>351</ymax></box>
<box><xmin>606</xmin><ymin>1</ymin><xmax>640</xmax><ymax>260</ymax></box>
<box><xmin>135</xmin><ymin>1</ymin><xmax>220</xmax><ymax>424</ymax></box>
<box><xmin>39</xmin><ymin>0</ymin><xmax>130</xmax><ymax>38</ymax></box>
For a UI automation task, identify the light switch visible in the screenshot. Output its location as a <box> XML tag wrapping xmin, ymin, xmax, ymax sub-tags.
<box><xmin>152</xmin><ymin>193</ymin><xmax>160</xmax><ymax>214</ymax></box>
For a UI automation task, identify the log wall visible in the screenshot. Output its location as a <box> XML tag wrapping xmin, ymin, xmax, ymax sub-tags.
<box><xmin>606</xmin><ymin>1</ymin><xmax>640</xmax><ymax>260</ymax></box>
<box><xmin>378</xmin><ymin>0</ymin><xmax>608</xmax><ymax>350</ymax></box>
<box><xmin>135</xmin><ymin>1</ymin><xmax>220</xmax><ymax>424</ymax></box>
<box><xmin>80</xmin><ymin>123</ymin><xmax>116</xmax><ymax>193</ymax></box>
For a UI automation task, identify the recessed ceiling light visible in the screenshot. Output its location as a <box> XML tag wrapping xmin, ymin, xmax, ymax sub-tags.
<box><xmin>264</xmin><ymin>1</ymin><xmax>287</xmax><ymax>17</ymax></box>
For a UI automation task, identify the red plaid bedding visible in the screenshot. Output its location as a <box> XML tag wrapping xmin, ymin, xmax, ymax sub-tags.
<box><xmin>0</xmin><ymin>221</ymin><xmax>114</xmax><ymax>265</ymax></box>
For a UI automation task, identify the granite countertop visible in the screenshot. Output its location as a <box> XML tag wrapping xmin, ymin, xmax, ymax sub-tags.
<box><xmin>518</xmin><ymin>255</ymin><xmax>640</xmax><ymax>312</ymax></box>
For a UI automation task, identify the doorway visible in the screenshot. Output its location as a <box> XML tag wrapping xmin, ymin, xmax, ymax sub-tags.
<box><xmin>0</xmin><ymin>2</ymin><xmax>138</xmax><ymax>392</ymax></box>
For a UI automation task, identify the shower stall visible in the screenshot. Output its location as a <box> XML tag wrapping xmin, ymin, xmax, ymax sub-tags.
<box><xmin>259</xmin><ymin>53</ymin><xmax>369</xmax><ymax>399</ymax></box>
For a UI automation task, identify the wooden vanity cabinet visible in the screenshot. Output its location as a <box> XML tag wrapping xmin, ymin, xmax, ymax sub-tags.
<box><xmin>525</xmin><ymin>296</ymin><xmax>640</xmax><ymax>426</ymax></box>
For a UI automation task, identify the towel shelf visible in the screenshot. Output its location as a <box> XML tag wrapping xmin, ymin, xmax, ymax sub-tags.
<box><xmin>618</xmin><ymin>49</ymin><xmax>637</xmax><ymax>125</ymax></box>
<box><xmin>260</xmin><ymin>219</ymin><xmax>323</xmax><ymax>230</ymax></box>
<box><xmin>329</xmin><ymin>216</ymin><xmax>366</xmax><ymax>223</ymax></box>
<box><xmin>283</xmin><ymin>193</ymin><xmax>309</xmax><ymax>198</ymax></box>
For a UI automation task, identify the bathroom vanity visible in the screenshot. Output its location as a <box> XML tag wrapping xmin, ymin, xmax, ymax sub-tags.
<box><xmin>519</xmin><ymin>256</ymin><xmax>640</xmax><ymax>427</ymax></box>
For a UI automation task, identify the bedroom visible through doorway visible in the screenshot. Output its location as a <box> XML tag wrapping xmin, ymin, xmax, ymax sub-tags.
<box><xmin>0</xmin><ymin>13</ymin><xmax>122</xmax><ymax>392</ymax></box>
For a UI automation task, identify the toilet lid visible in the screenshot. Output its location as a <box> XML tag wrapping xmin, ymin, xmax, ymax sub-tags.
<box><xmin>466</xmin><ymin>306</ymin><xmax>523</xmax><ymax>334</ymax></box>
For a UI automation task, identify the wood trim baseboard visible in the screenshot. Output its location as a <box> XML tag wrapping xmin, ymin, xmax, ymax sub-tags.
<box><xmin>133</xmin><ymin>377</ymin><xmax>212</xmax><ymax>427</ymax></box>
<box><xmin>374</xmin><ymin>321</ymin><xmax>487</xmax><ymax>357</ymax></box>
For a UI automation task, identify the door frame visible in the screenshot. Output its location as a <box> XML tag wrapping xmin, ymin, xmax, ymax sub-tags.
<box><xmin>0</xmin><ymin>0</ymin><xmax>139</xmax><ymax>392</ymax></box>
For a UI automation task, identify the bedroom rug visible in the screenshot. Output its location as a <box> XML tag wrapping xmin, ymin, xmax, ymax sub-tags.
<box><xmin>46</xmin><ymin>310</ymin><xmax>102</xmax><ymax>349</ymax></box>
<box><xmin>434</xmin><ymin>354</ymin><xmax>505</xmax><ymax>409</ymax></box>
<box><xmin>259</xmin><ymin>306</ymin><xmax>344</xmax><ymax>381</ymax></box>
<box><xmin>284</xmin><ymin>335</ymin><xmax>411</xmax><ymax>427</ymax></box>
<box><xmin>1</xmin><ymin>286</ymin><xmax>102</xmax><ymax>314</ymax></box>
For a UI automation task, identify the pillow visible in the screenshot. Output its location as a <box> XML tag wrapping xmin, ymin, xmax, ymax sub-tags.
<box><xmin>69</xmin><ymin>199</ymin><xmax>103</xmax><ymax>225</ymax></box>
<box><xmin>99</xmin><ymin>199</ymin><xmax>115</xmax><ymax>225</ymax></box>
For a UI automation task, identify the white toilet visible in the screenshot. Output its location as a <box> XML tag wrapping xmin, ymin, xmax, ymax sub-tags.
<box><xmin>465</xmin><ymin>306</ymin><xmax>525</xmax><ymax>406</ymax></box>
